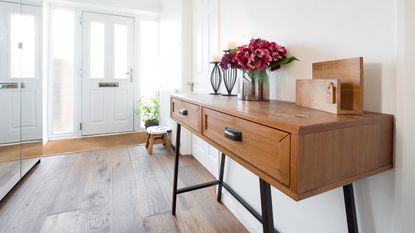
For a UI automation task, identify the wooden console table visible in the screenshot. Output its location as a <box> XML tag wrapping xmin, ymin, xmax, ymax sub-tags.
<box><xmin>170</xmin><ymin>94</ymin><xmax>393</xmax><ymax>233</ymax></box>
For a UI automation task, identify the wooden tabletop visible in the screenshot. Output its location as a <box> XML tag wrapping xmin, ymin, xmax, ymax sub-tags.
<box><xmin>172</xmin><ymin>94</ymin><xmax>392</xmax><ymax>135</ymax></box>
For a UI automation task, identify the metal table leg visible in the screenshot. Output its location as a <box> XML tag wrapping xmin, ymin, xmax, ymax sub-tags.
<box><xmin>171</xmin><ymin>123</ymin><xmax>181</xmax><ymax>216</ymax></box>
<box><xmin>343</xmin><ymin>183</ymin><xmax>359</xmax><ymax>233</ymax></box>
<box><xmin>217</xmin><ymin>153</ymin><xmax>226</xmax><ymax>202</ymax></box>
<box><xmin>260</xmin><ymin>178</ymin><xmax>275</xmax><ymax>233</ymax></box>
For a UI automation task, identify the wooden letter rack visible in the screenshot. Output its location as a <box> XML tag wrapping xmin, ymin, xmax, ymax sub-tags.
<box><xmin>296</xmin><ymin>57</ymin><xmax>363</xmax><ymax>114</ymax></box>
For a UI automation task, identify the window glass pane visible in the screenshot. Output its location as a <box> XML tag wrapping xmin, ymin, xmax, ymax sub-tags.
<box><xmin>10</xmin><ymin>14</ymin><xmax>20</xmax><ymax>78</ymax></box>
<box><xmin>90</xmin><ymin>22</ymin><xmax>104</xmax><ymax>79</ymax></box>
<box><xmin>10</xmin><ymin>14</ymin><xmax>35</xmax><ymax>78</ymax></box>
<box><xmin>140</xmin><ymin>20</ymin><xmax>159</xmax><ymax>98</ymax></box>
<box><xmin>51</xmin><ymin>9</ymin><xmax>75</xmax><ymax>135</ymax></box>
<box><xmin>114</xmin><ymin>24</ymin><xmax>128</xmax><ymax>79</ymax></box>
<box><xmin>140</xmin><ymin>20</ymin><xmax>159</xmax><ymax>128</ymax></box>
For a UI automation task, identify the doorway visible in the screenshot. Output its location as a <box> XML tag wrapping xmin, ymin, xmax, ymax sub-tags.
<box><xmin>80</xmin><ymin>12</ymin><xmax>135</xmax><ymax>136</ymax></box>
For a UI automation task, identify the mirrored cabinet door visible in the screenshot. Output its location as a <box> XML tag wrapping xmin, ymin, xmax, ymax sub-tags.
<box><xmin>0</xmin><ymin>0</ymin><xmax>42</xmax><ymax>201</ymax></box>
<box><xmin>0</xmin><ymin>0</ymin><xmax>23</xmax><ymax>201</ymax></box>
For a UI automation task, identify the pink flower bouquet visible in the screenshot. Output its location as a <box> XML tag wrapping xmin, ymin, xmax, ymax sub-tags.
<box><xmin>220</xmin><ymin>38</ymin><xmax>298</xmax><ymax>72</ymax></box>
<box><xmin>219</xmin><ymin>38</ymin><xmax>298</xmax><ymax>100</ymax></box>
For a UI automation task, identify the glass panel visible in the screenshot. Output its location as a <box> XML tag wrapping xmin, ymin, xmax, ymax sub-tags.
<box><xmin>140</xmin><ymin>20</ymin><xmax>159</xmax><ymax>128</ymax></box>
<box><xmin>10</xmin><ymin>14</ymin><xmax>20</xmax><ymax>79</ymax></box>
<box><xmin>51</xmin><ymin>9</ymin><xmax>75</xmax><ymax>135</ymax></box>
<box><xmin>90</xmin><ymin>22</ymin><xmax>104</xmax><ymax>79</ymax></box>
<box><xmin>140</xmin><ymin>20</ymin><xmax>159</xmax><ymax>98</ymax></box>
<box><xmin>114</xmin><ymin>24</ymin><xmax>128</xmax><ymax>79</ymax></box>
<box><xmin>10</xmin><ymin>14</ymin><xmax>35</xmax><ymax>79</ymax></box>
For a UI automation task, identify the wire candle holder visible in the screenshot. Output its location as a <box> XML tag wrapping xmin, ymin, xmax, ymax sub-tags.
<box><xmin>222</xmin><ymin>67</ymin><xmax>238</xmax><ymax>96</ymax></box>
<box><xmin>220</xmin><ymin>49</ymin><xmax>238</xmax><ymax>96</ymax></box>
<box><xmin>209</xmin><ymin>62</ymin><xmax>222</xmax><ymax>95</ymax></box>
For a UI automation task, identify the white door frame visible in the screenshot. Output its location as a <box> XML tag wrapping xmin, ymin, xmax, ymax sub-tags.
<box><xmin>46</xmin><ymin>2</ymin><xmax>159</xmax><ymax>140</ymax></box>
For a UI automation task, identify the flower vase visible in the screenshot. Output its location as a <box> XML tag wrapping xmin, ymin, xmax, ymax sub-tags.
<box><xmin>238</xmin><ymin>70</ymin><xmax>270</xmax><ymax>101</ymax></box>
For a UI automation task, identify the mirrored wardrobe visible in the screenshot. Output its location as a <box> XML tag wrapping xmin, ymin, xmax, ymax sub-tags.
<box><xmin>0</xmin><ymin>0</ymin><xmax>43</xmax><ymax>201</ymax></box>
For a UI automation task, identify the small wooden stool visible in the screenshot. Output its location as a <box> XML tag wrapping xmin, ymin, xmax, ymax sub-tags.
<box><xmin>145</xmin><ymin>126</ymin><xmax>172</xmax><ymax>154</ymax></box>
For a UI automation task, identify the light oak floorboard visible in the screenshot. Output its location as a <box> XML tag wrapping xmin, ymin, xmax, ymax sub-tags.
<box><xmin>39</xmin><ymin>210</ymin><xmax>81</xmax><ymax>233</ymax></box>
<box><xmin>0</xmin><ymin>145</ymin><xmax>247</xmax><ymax>233</ymax></box>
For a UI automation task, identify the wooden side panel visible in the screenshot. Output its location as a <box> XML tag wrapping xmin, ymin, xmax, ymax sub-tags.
<box><xmin>313</xmin><ymin>57</ymin><xmax>363</xmax><ymax>114</ymax></box>
<box><xmin>289</xmin><ymin>134</ymin><xmax>300</xmax><ymax>193</ymax></box>
<box><xmin>297</xmin><ymin>116</ymin><xmax>393</xmax><ymax>194</ymax></box>
<box><xmin>296</xmin><ymin>79</ymin><xmax>341</xmax><ymax>114</ymax></box>
<box><xmin>279</xmin><ymin>135</ymin><xmax>291</xmax><ymax>187</ymax></box>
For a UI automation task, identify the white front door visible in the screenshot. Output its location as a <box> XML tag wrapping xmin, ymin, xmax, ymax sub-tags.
<box><xmin>81</xmin><ymin>12</ymin><xmax>135</xmax><ymax>136</ymax></box>
<box><xmin>191</xmin><ymin>0</ymin><xmax>220</xmax><ymax>176</ymax></box>
<box><xmin>0</xmin><ymin>2</ymin><xmax>42</xmax><ymax>144</ymax></box>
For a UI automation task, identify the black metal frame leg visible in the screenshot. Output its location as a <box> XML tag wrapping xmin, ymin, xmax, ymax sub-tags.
<box><xmin>260</xmin><ymin>179</ymin><xmax>275</xmax><ymax>233</ymax></box>
<box><xmin>343</xmin><ymin>183</ymin><xmax>359</xmax><ymax>233</ymax></box>
<box><xmin>215</xmin><ymin>154</ymin><xmax>279</xmax><ymax>233</ymax></box>
<box><xmin>171</xmin><ymin>123</ymin><xmax>181</xmax><ymax>216</ymax></box>
<box><xmin>217</xmin><ymin>153</ymin><xmax>226</xmax><ymax>202</ymax></box>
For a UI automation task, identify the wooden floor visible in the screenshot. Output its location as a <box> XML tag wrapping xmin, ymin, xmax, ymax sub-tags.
<box><xmin>0</xmin><ymin>145</ymin><xmax>247</xmax><ymax>233</ymax></box>
<box><xmin>43</xmin><ymin>132</ymin><xmax>147</xmax><ymax>156</ymax></box>
<box><xmin>0</xmin><ymin>142</ymin><xmax>43</xmax><ymax>163</ymax></box>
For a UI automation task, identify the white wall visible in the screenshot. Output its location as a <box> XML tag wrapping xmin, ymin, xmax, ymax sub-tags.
<box><xmin>216</xmin><ymin>0</ymin><xmax>402</xmax><ymax>233</ymax></box>
<box><xmin>159</xmin><ymin>0</ymin><xmax>193</xmax><ymax>154</ymax></box>
<box><xmin>394</xmin><ymin>0</ymin><xmax>415</xmax><ymax>232</ymax></box>
<box><xmin>159</xmin><ymin>0</ymin><xmax>183</xmax><ymax>92</ymax></box>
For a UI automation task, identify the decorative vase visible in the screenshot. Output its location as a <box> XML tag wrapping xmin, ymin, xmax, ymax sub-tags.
<box><xmin>209</xmin><ymin>62</ymin><xmax>222</xmax><ymax>95</ymax></box>
<box><xmin>238</xmin><ymin>69</ymin><xmax>270</xmax><ymax>101</ymax></box>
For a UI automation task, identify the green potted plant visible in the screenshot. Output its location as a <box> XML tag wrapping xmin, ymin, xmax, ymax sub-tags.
<box><xmin>136</xmin><ymin>91</ymin><xmax>160</xmax><ymax>128</ymax></box>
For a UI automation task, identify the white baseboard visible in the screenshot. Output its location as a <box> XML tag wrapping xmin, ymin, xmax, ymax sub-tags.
<box><xmin>221</xmin><ymin>190</ymin><xmax>263</xmax><ymax>233</ymax></box>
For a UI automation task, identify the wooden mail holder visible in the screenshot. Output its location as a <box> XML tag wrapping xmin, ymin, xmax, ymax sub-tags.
<box><xmin>296</xmin><ymin>57</ymin><xmax>363</xmax><ymax>114</ymax></box>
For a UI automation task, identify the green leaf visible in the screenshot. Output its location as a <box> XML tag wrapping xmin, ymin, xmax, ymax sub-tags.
<box><xmin>135</xmin><ymin>90</ymin><xmax>160</xmax><ymax>123</ymax></box>
<box><xmin>270</xmin><ymin>56</ymin><xmax>299</xmax><ymax>69</ymax></box>
<box><xmin>229</xmin><ymin>48</ymin><xmax>238</xmax><ymax>54</ymax></box>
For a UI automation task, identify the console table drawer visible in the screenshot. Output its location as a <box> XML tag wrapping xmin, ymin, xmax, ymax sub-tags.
<box><xmin>202</xmin><ymin>108</ymin><xmax>291</xmax><ymax>186</ymax></box>
<box><xmin>171</xmin><ymin>98</ymin><xmax>201</xmax><ymax>132</ymax></box>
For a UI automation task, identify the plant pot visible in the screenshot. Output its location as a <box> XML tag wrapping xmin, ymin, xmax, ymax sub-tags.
<box><xmin>238</xmin><ymin>70</ymin><xmax>270</xmax><ymax>101</ymax></box>
<box><xmin>145</xmin><ymin>120</ymin><xmax>159</xmax><ymax>128</ymax></box>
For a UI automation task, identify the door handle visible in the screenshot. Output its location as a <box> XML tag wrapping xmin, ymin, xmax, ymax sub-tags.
<box><xmin>179</xmin><ymin>109</ymin><xmax>188</xmax><ymax>116</ymax></box>
<box><xmin>126</xmin><ymin>68</ymin><xmax>134</xmax><ymax>82</ymax></box>
<box><xmin>0</xmin><ymin>82</ymin><xmax>19</xmax><ymax>89</ymax></box>
<box><xmin>224</xmin><ymin>127</ymin><xmax>242</xmax><ymax>141</ymax></box>
<box><xmin>187</xmin><ymin>82</ymin><xmax>194</xmax><ymax>92</ymax></box>
<box><xmin>99</xmin><ymin>82</ymin><xmax>119</xmax><ymax>88</ymax></box>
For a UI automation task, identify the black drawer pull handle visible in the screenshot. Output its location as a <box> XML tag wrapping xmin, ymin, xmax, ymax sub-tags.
<box><xmin>179</xmin><ymin>109</ymin><xmax>188</xmax><ymax>116</ymax></box>
<box><xmin>224</xmin><ymin>127</ymin><xmax>242</xmax><ymax>141</ymax></box>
